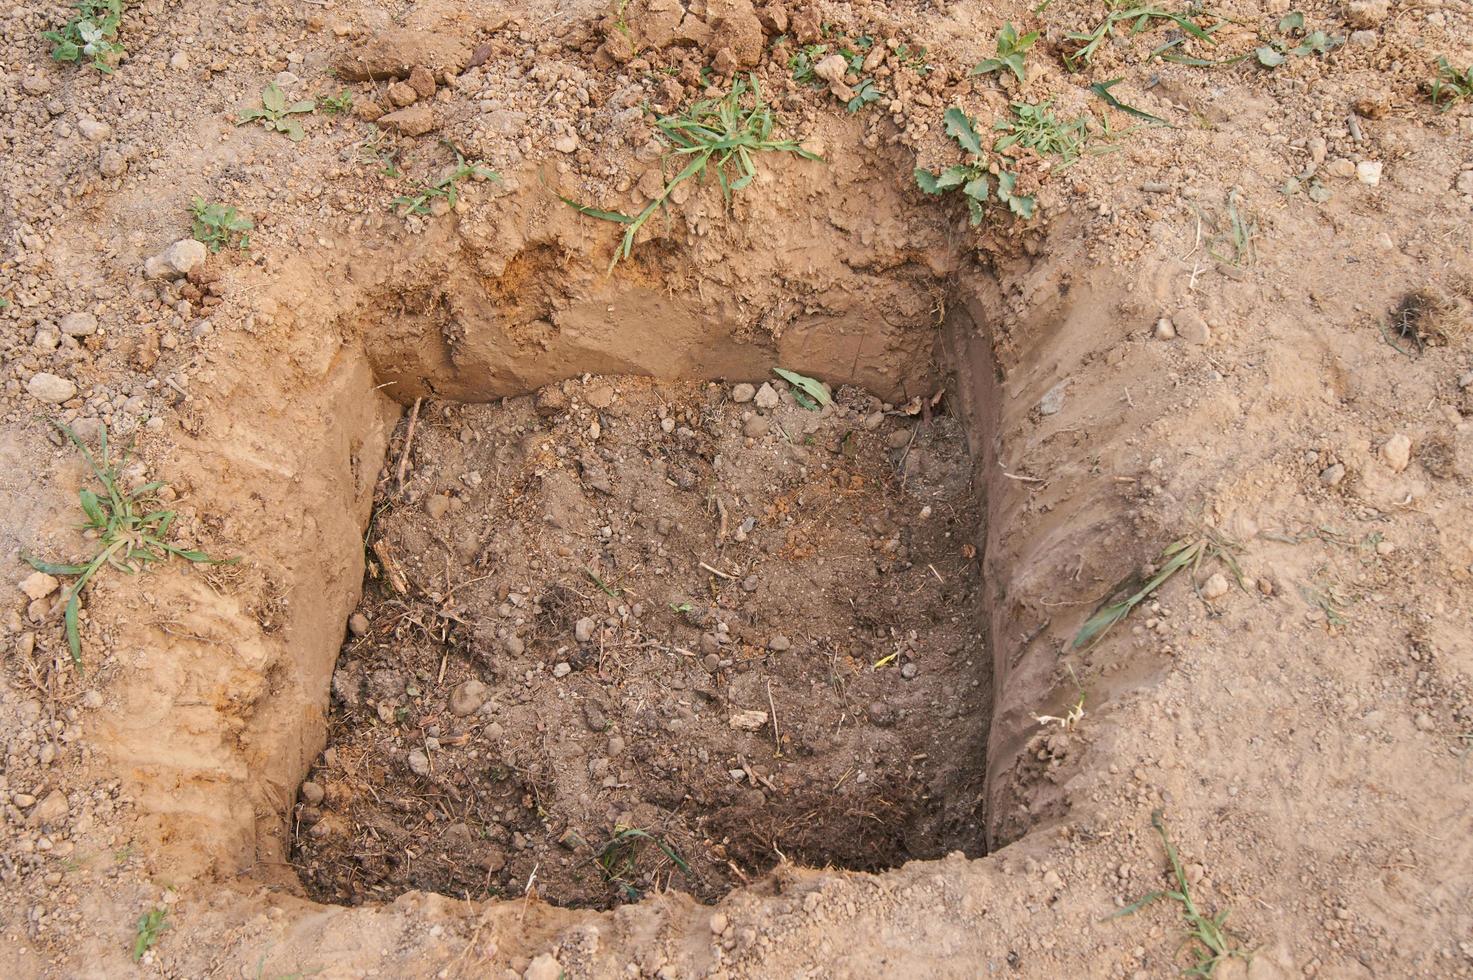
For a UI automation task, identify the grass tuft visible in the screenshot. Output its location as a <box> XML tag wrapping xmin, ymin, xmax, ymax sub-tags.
<box><xmin>562</xmin><ymin>74</ymin><xmax>822</xmax><ymax>270</ymax></box>
<box><xmin>132</xmin><ymin>906</ymin><xmax>168</xmax><ymax>962</ymax></box>
<box><xmin>24</xmin><ymin>423</ymin><xmax>232</xmax><ymax>672</ymax></box>
<box><xmin>1429</xmin><ymin>57</ymin><xmax>1473</xmax><ymax>110</ymax></box>
<box><xmin>1111</xmin><ymin>811</ymin><xmax>1249</xmax><ymax>977</ymax></box>
<box><xmin>1072</xmin><ymin>533</ymin><xmax>1242</xmax><ymax>649</ymax></box>
<box><xmin>390</xmin><ymin>148</ymin><xmax>498</xmax><ymax>216</ymax></box>
<box><xmin>595</xmin><ymin>825</ymin><xmax>690</xmax><ymax>901</ymax></box>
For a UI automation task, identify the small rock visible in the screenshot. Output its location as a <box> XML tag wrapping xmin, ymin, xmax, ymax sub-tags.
<box><xmin>22</xmin><ymin>75</ymin><xmax>53</xmax><ymax>96</ymax></box>
<box><xmin>552</xmin><ymin>662</ymin><xmax>572</xmax><ymax>678</ymax></box>
<box><xmin>1042</xmin><ymin>869</ymin><xmax>1063</xmax><ymax>890</ymax></box>
<box><xmin>424</xmin><ymin>494</ymin><xmax>451</xmax><ymax>520</ymax></box>
<box><xmin>1319</xmin><ymin>463</ymin><xmax>1346</xmax><ymax>486</ymax></box>
<box><xmin>99</xmin><ymin>149</ymin><xmax>128</xmax><ymax>178</ymax></box>
<box><xmin>1325</xmin><ymin>158</ymin><xmax>1356</xmax><ymax>179</ymax></box>
<box><xmin>585</xmin><ymin>383</ymin><xmax>614</xmax><ymax>409</ymax></box>
<box><xmin>574</xmin><ymin>616</ymin><xmax>596</xmax><ymax>643</ymax></box>
<box><xmin>1355</xmin><ymin>161</ymin><xmax>1382</xmax><ymax>186</ymax></box>
<box><xmin>1375</xmin><ymin>540</ymin><xmax>1395</xmax><ymax>556</ymax></box>
<box><xmin>20</xmin><ymin>572</ymin><xmax>60</xmax><ymax>601</ymax></box>
<box><xmin>378</xmin><ymin>103</ymin><xmax>435</xmax><ymax>137</ymax></box>
<box><xmin>300</xmin><ymin>781</ymin><xmax>325</xmax><ymax>805</ymax></box>
<box><xmin>407</xmin><ymin>748</ymin><xmax>431</xmax><ymax>776</ymax></box>
<box><xmin>1344</xmin><ymin>0</ymin><xmax>1389</xmax><ymax>29</ymax></box>
<box><xmin>729</xmin><ymin>709</ymin><xmax>768</xmax><ymax>731</ymax></box>
<box><xmin>553</xmin><ymin>133</ymin><xmax>580</xmax><ymax>154</ymax></box>
<box><xmin>27</xmin><ymin>790</ymin><xmax>67</xmax><ymax>828</ymax></box>
<box><xmin>386</xmin><ymin>81</ymin><xmax>418</xmax><ymax>107</ymax></box>
<box><xmin>27</xmin><ymin>373</ymin><xmax>76</xmax><ymax>404</ymax></box>
<box><xmin>1176</xmin><ymin>309</ymin><xmax>1211</xmax><ymax>344</ymax></box>
<box><xmin>1039</xmin><ymin>380</ymin><xmax>1068</xmax><ymax>416</ymax></box>
<box><xmin>742</xmin><ymin>415</ymin><xmax>769</xmax><ymax>438</ymax></box>
<box><xmin>1154</xmin><ymin>317</ymin><xmax>1176</xmax><ymax>340</ymax></box>
<box><xmin>450</xmin><ymin>679</ymin><xmax>488</xmax><ymax>716</ymax></box>
<box><xmin>814</xmin><ymin>54</ymin><xmax>848</xmax><ymax>83</ymax></box>
<box><xmin>1413</xmin><ymin>713</ymin><xmax>1435</xmax><ymax>732</ymax></box>
<box><xmin>767</xmin><ymin>635</ymin><xmax>790</xmax><ymax>652</ymax></box>
<box><xmin>708</xmin><ymin>912</ymin><xmax>729</xmax><ymax>935</ymax></box>
<box><xmin>348</xmin><ymin>612</ymin><xmax>370</xmax><ymax>637</ymax></box>
<box><xmin>731</xmin><ymin>382</ymin><xmax>756</xmax><ymax>403</ymax></box>
<box><xmin>78</xmin><ymin>118</ymin><xmax>112</xmax><ymax>143</ymax></box>
<box><xmin>534</xmin><ymin>385</ymin><xmax>567</xmax><ymax>416</ymax></box>
<box><xmin>145</xmin><ymin>238</ymin><xmax>207</xmax><ymax>278</ymax></box>
<box><xmin>408</xmin><ymin>65</ymin><xmax>437</xmax><ymax>99</ymax></box>
<box><xmin>583</xmin><ymin>700</ymin><xmax>608</xmax><ymax>731</ymax></box>
<box><xmin>753</xmin><ymin>382</ymin><xmax>781</xmax><ymax>411</ymax></box>
<box><xmin>59</xmin><ymin>312</ymin><xmax>98</xmax><ymax>337</ymax></box>
<box><xmin>170</xmin><ymin>50</ymin><xmax>190</xmax><ymax>70</ymax></box>
<box><xmin>1379</xmin><ymin>434</ymin><xmax>1411</xmax><ymax>472</ymax></box>
<box><xmin>1200</xmin><ymin>572</ymin><xmax>1230</xmax><ymax>600</ymax></box>
<box><xmin>524</xmin><ymin>953</ymin><xmax>562</xmax><ymax>980</ymax></box>
<box><xmin>900</xmin><ymin>662</ymin><xmax>918</xmax><ymax>680</ymax></box>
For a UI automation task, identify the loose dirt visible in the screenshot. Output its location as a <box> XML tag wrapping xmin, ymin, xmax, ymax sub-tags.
<box><xmin>294</xmin><ymin>376</ymin><xmax>989</xmax><ymax>908</ymax></box>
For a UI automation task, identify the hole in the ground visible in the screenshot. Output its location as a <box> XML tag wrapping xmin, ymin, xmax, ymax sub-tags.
<box><xmin>287</xmin><ymin>289</ymin><xmax>998</xmax><ymax>909</ymax></box>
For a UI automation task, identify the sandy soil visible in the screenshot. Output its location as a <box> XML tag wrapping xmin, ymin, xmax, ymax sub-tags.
<box><xmin>1</xmin><ymin>0</ymin><xmax>1471</xmax><ymax>977</ymax></box>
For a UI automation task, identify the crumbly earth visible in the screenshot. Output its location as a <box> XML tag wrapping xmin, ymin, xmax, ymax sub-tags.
<box><xmin>0</xmin><ymin>0</ymin><xmax>1471</xmax><ymax>976</ymax></box>
<box><xmin>295</xmin><ymin>377</ymin><xmax>988</xmax><ymax>908</ymax></box>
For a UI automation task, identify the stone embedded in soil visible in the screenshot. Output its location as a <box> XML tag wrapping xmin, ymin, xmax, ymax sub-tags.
<box><xmin>145</xmin><ymin>239</ymin><xmax>207</xmax><ymax>279</ymax></box>
<box><xmin>450</xmin><ymin>679</ymin><xmax>488</xmax><ymax>716</ymax></box>
<box><xmin>1320</xmin><ymin>463</ymin><xmax>1347</xmax><ymax>486</ymax></box>
<box><xmin>348</xmin><ymin>612</ymin><xmax>370</xmax><ymax>637</ymax></box>
<box><xmin>1380</xmin><ymin>434</ymin><xmax>1411</xmax><ymax>472</ymax></box>
<box><xmin>27</xmin><ymin>372</ymin><xmax>76</xmax><ymax>404</ymax></box>
<box><xmin>1039</xmin><ymin>380</ymin><xmax>1068</xmax><ymax>416</ymax></box>
<box><xmin>333</xmin><ymin>28</ymin><xmax>478</xmax><ymax>81</ymax></box>
<box><xmin>1200</xmin><ymin>573</ymin><xmax>1230</xmax><ymax>601</ymax></box>
<box><xmin>407</xmin><ymin>748</ymin><xmax>431</xmax><ymax>776</ymax></box>
<box><xmin>300</xmin><ymin>781</ymin><xmax>325</xmax><ymax>805</ymax></box>
<box><xmin>552</xmin><ymin>662</ymin><xmax>572</xmax><ymax>678</ymax></box>
<box><xmin>535</xmin><ymin>385</ymin><xmax>568</xmax><ymax>416</ymax></box>
<box><xmin>387</xmin><ymin>81</ymin><xmax>418</xmax><ymax>107</ymax></box>
<box><xmin>424</xmin><ymin>494</ymin><xmax>451</xmax><ymax>520</ymax></box>
<box><xmin>1176</xmin><ymin>309</ymin><xmax>1212</xmax><ymax>344</ymax></box>
<box><xmin>574</xmin><ymin>616</ymin><xmax>596</xmax><ymax>642</ymax></box>
<box><xmin>1344</xmin><ymin>0</ymin><xmax>1389</xmax><ymax>28</ymax></box>
<box><xmin>753</xmin><ymin>383</ymin><xmax>780</xmax><ymax>410</ymax></box>
<box><xmin>523</xmin><ymin>953</ymin><xmax>562</xmax><ymax>980</ymax></box>
<box><xmin>1356</xmin><ymin>161</ymin><xmax>1383</xmax><ymax>186</ymax></box>
<box><xmin>59</xmin><ymin>312</ymin><xmax>98</xmax><ymax>337</ymax></box>
<box><xmin>742</xmin><ymin>415</ymin><xmax>769</xmax><ymax>438</ymax></box>
<box><xmin>729</xmin><ymin>710</ymin><xmax>768</xmax><ymax>731</ymax></box>
<box><xmin>378</xmin><ymin>104</ymin><xmax>435</xmax><ymax>137</ymax></box>
<box><xmin>767</xmin><ymin>634</ymin><xmax>790</xmax><ymax>651</ymax></box>
<box><xmin>27</xmin><ymin>790</ymin><xmax>68</xmax><ymax>828</ymax></box>
<box><xmin>20</xmin><ymin>572</ymin><xmax>60</xmax><ymax>601</ymax></box>
<box><xmin>731</xmin><ymin>382</ymin><xmax>756</xmax><ymax>403</ymax></box>
<box><xmin>1154</xmin><ymin>317</ymin><xmax>1176</xmax><ymax>340</ymax></box>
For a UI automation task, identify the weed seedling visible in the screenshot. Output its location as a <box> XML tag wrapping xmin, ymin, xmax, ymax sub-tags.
<box><xmin>1112</xmin><ymin>811</ymin><xmax>1249</xmax><ymax>976</ymax></box>
<box><xmin>970</xmin><ymin>22</ymin><xmax>1039</xmax><ymax>83</ymax></box>
<box><xmin>1072</xmin><ymin>533</ymin><xmax>1242</xmax><ymax>648</ymax></box>
<box><xmin>562</xmin><ymin>74</ymin><xmax>821</xmax><ymax>269</ymax></box>
<box><xmin>994</xmin><ymin>100</ymin><xmax>1088</xmax><ymax>164</ymax></box>
<box><xmin>237</xmin><ymin>83</ymin><xmax>315</xmax><ymax>141</ymax></box>
<box><xmin>389</xmin><ymin>148</ymin><xmax>499</xmax><ymax>216</ymax></box>
<box><xmin>132</xmin><ymin>907</ymin><xmax>168</xmax><ymax>962</ymax></box>
<box><xmin>846</xmin><ymin>78</ymin><xmax>884</xmax><ymax>113</ymax></box>
<box><xmin>319</xmin><ymin>89</ymin><xmax>354</xmax><ymax>115</ymax></box>
<box><xmin>1064</xmin><ymin>6</ymin><xmax>1224</xmax><ymax>71</ymax></box>
<box><xmin>43</xmin><ymin>0</ymin><xmax>125</xmax><ymax>73</ymax></box>
<box><xmin>1256</xmin><ymin>12</ymin><xmax>1341</xmax><ymax>67</ymax></box>
<box><xmin>24</xmin><ymin>423</ymin><xmax>231</xmax><ymax>671</ymax></box>
<box><xmin>789</xmin><ymin>43</ymin><xmax>831</xmax><ymax>85</ymax></box>
<box><xmin>772</xmin><ymin>368</ymin><xmax>831</xmax><ymax>410</ymax></box>
<box><xmin>596</xmin><ymin>826</ymin><xmax>689</xmax><ymax>901</ymax></box>
<box><xmin>190</xmin><ymin>198</ymin><xmax>253</xmax><ymax>252</ymax></box>
<box><xmin>914</xmin><ymin>107</ymin><xmax>1036</xmax><ymax>222</ymax></box>
<box><xmin>1429</xmin><ymin>57</ymin><xmax>1473</xmax><ymax>110</ymax></box>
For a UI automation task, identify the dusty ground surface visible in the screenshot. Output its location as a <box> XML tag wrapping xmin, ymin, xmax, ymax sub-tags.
<box><xmin>294</xmin><ymin>377</ymin><xmax>987</xmax><ymax>908</ymax></box>
<box><xmin>1</xmin><ymin>0</ymin><xmax>1472</xmax><ymax>976</ymax></box>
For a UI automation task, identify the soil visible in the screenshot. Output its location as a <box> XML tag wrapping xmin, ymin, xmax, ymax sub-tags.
<box><xmin>294</xmin><ymin>376</ymin><xmax>988</xmax><ymax>908</ymax></box>
<box><xmin>1</xmin><ymin>0</ymin><xmax>1472</xmax><ymax>976</ymax></box>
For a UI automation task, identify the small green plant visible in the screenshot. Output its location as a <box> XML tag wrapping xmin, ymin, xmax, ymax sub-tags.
<box><xmin>846</xmin><ymin>78</ymin><xmax>884</xmax><ymax>113</ymax></box>
<box><xmin>970</xmin><ymin>22</ymin><xmax>1040</xmax><ymax>83</ymax></box>
<box><xmin>1064</xmin><ymin>6</ymin><xmax>1223</xmax><ymax>71</ymax></box>
<box><xmin>1428</xmin><ymin>57</ymin><xmax>1473</xmax><ymax>110</ymax></box>
<box><xmin>24</xmin><ymin>423</ymin><xmax>231</xmax><ymax>671</ymax></box>
<box><xmin>42</xmin><ymin>0</ymin><xmax>125</xmax><ymax>73</ymax></box>
<box><xmin>789</xmin><ymin>43</ymin><xmax>831</xmax><ymax>85</ymax></box>
<box><xmin>132</xmin><ymin>907</ymin><xmax>168</xmax><ymax>962</ymax></box>
<box><xmin>994</xmin><ymin>100</ymin><xmax>1088</xmax><ymax>164</ymax></box>
<box><xmin>895</xmin><ymin>42</ymin><xmax>933</xmax><ymax>74</ymax></box>
<box><xmin>1256</xmin><ymin>12</ymin><xmax>1341</xmax><ymax>67</ymax></box>
<box><xmin>562</xmin><ymin>74</ymin><xmax>821</xmax><ymax>269</ymax></box>
<box><xmin>1072</xmin><ymin>534</ymin><xmax>1241</xmax><ymax>649</ymax></box>
<box><xmin>237</xmin><ymin>83</ymin><xmax>315</xmax><ymax>141</ymax></box>
<box><xmin>596</xmin><ymin>826</ymin><xmax>690</xmax><ymax>902</ymax></box>
<box><xmin>190</xmin><ymin>198</ymin><xmax>253</xmax><ymax>252</ymax></box>
<box><xmin>1089</xmin><ymin>78</ymin><xmax>1170</xmax><ymax>125</ymax></box>
<box><xmin>772</xmin><ymin>368</ymin><xmax>832</xmax><ymax>410</ymax></box>
<box><xmin>389</xmin><ymin>149</ymin><xmax>499</xmax><ymax>216</ymax></box>
<box><xmin>319</xmin><ymin>89</ymin><xmax>354</xmax><ymax>115</ymax></box>
<box><xmin>914</xmin><ymin>107</ymin><xmax>1036</xmax><ymax>222</ymax></box>
<box><xmin>1111</xmin><ymin>812</ymin><xmax>1249</xmax><ymax>976</ymax></box>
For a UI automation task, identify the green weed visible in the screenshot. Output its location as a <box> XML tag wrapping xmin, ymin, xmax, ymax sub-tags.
<box><xmin>789</xmin><ymin>43</ymin><xmax>831</xmax><ymax>85</ymax></box>
<box><xmin>596</xmin><ymin>826</ymin><xmax>689</xmax><ymax>901</ymax></box>
<box><xmin>1090</xmin><ymin>78</ymin><xmax>1170</xmax><ymax>126</ymax></box>
<box><xmin>1429</xmin><ymin>57</ymin><xmax>1473</xmax><ymax>110</ymax></box>
<box><xmin>994</xmin><ymin>100</ymin><xmax>1088</xmax><ymax>164</ymax></box>
<box><xmin>190</xmin><ymin>198</ymin><xmax>253</xmax><ymax>252</ymax></box>
<box><xmin>970</xmin><ymin>22</ymin><xmax>1039</xmax><ymax>83</ymax></box>
<box><xmin>1063</xmin><ymin>6</ymin><xmax>1224</xmax><ymax>71</ymax></box>
<box><xmin>42</xmin><ymin>0</ymin><xmax>125</xmax><ymax>73</ymax></box>
<box><xmin>846</xmin><ymin>78</ymin><xmax>884</xmax><ymax>113</ymax></box>
<box><xmin>1111</xmin><ymin>811</ymin><xmax>1249</xmax><ymax>977</ymax></box>
<box><xmin>237</xmin><ymin>83</ymin><xmax>315</xmax><ymax>141</ymax></box>
<box><xmin>132</xmin><ymin>907</ymin><xmax>168</xmax><ymax>962</ymax></box>
<box><xmin>562</xmin><ymin>74</ymin><xmax>821</xmax><ymax>270</ymax></box>
<box><xmin>1072</xmin><ymin>534</ymin><xmax>1242</xmax><ymax>649</ymax></box>
<box><xmin>390</xmin><ymin>148</ymin><xmax>499</xmax><ymax>216</ymax></box>
<box><xmin>772</xmin><ymin>368</ymin><xmax>831</xmax><ymax>410</ymax></box>
<box><xmin>24</xmin><ymin>423</ymin><xmax>231</xmax><ymax>671</ymax></box>
<box><xmin>914</xmin><ymin>107</ymin><xmax>1036</xmax><ymax>222</ymax></box>
<box><xmin>319</xmin><ymin>89</ymin><xmax>354</xmax><ymax>115</ymax></box>
<box><xmin>1256</xmin><ymin>12</ymin><xmax>1341</xmax><ymax>67</ymax></box>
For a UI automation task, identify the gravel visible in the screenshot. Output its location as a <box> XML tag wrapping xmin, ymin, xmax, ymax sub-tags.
<box><xmin>27</xmin><ymin>373</ymin><xmax>76</xmax><ymax>404</ymax></box>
